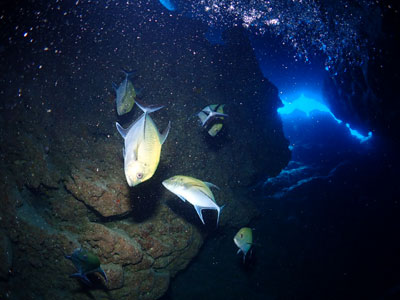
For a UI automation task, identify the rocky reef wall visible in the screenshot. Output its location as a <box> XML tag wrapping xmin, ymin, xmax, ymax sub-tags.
<box><xmin>0</xmin><ymin>3</ymin><xmax>289</xmax><ymax>299</ymax></box>
<box><xmin>322</xmin><ymin>2</ymin><xmax>400</xmax><ymax>143</ymax></box>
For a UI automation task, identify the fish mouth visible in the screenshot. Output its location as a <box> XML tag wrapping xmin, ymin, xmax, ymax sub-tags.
<box><xmin>161</xmin><ymin>181</ymin><xmax>169</xmax><ymax>189</ymax></box>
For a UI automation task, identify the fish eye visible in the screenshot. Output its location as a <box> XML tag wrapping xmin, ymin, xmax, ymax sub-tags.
<box><xmin>240</xmin><ymin>234</ymin><xmax>243</xmax><ymax>238</ymax></box>
<box><xmin>136</xmin><ymin>173</ymin><xmax>143</xmax><ymax>179</ymax></box>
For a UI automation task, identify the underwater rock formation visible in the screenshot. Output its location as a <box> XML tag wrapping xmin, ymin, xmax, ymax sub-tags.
<box><xmin>0</xmin><ymin>232</ymin><xmax>12</xmax><ymax>281</ymax></box>
<box><xmin>323</xmin><ymin>3</ymin><xmax>400</xmax><ymax>141</ymax></box>
<box><xmin>65</xmin><ymin>159</ymin><xmax>131</xmax><ymax>218</ymax></box>
<box><xmin>0</xmin><ymin>4</ymin><xmax>289</xmax><ymax>299</ymax></box>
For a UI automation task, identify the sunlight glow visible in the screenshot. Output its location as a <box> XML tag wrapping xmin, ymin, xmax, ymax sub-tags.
<box><xmin>159</xmin><ymin>0</ymin><xmax>176</xmax><ymax>11</ymax></box>
<box><xmin>278</xmin><ymin>93</ymin><xmax>372</xmax><ymax>143</ymax></box>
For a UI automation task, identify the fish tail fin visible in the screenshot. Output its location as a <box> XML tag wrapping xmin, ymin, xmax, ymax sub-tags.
<box><xmin>202</xmin><ymin>111</ymin><xmax>228</xmax><ymax>127</ymax></box>
<box><xmin>136</xmin><ymin>99</ymin><xmax>164</xmax><ymax>114</ymax></box>
<box><xmin>216</xmin><ymin>204</ymin><xmax>226</xmax><ymax>227</ymax></box>
<box><xmin>122</xmin><ymin>69</ymin><xmax>136</xmax><ymax>78</ymax></box>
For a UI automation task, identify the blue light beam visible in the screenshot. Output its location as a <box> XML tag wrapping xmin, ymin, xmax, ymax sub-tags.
<box><xmin>159</xmin><ymin>0</ymin><xmax>176</xmax><ymax>11</ymax></box>
<box><xmin>278</xmin><ymin>93</ymin><xmax>372</xmax><ymax>143</ymax></box>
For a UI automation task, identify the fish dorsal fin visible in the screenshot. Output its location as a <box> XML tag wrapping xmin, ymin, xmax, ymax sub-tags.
<box><xmin>121</xmin><ymin>70</ymin><xmax>135</xmax><ymax>93</ymax></box>
<box><xmin>130</xmin><ymin>139</ymin><xmax>139</xmax><ymax>161</ymax></box>
<box><xmin>160</xmin><ymin>121</ymin><xmax>171</xmax><ymax>145</ymax></box>
<box><xmin>204</xmin><ymin>181</ymin><xmax>219</xmax><ymax>190</ymax></box>
<box><xmin>194</xmin><ymin>205</ymin><xmax>205</xmax><ymax>224</ymax></box>
<box><xmin>142</xmin><ymin>113</ymin><xmax>147</xmax><ymax>139</ymax></box>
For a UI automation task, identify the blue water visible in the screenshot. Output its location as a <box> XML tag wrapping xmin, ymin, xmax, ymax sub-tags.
<box><xmin>165</xmin><ymin>82</ymin><xmax>398</xmax><ymax>300</ymax></box>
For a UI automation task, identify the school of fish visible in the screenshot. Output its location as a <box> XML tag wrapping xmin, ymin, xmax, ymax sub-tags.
<box><xmin>66</xmin><ymin>71</ymin><xmax>247</xmax><ymax>286</ymax></box>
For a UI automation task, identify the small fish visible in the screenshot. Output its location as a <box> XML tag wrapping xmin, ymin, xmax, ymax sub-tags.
<box><xmin>234</xmin><ymin>227</ymin><xmax>253</xmax><ymax>263</ymax></box>
<box><xmin>162</xmin><ymin>175</ymin><xmax>225</xmax><ymax>226</ymax></box>
<box><xmin>65</xmin><ymin>248</ymin><xmax>108</xmax><ymax>285</ymax></box>
<box><xmin>116</xmin><ymin>101</ymin><xmax>171</xmax><ymax>187</ymax></box>
<box><xmin>112</xmin><ymin>70</ymin><xmax>137</xmax><ymax>116</ymax></box>
<box><xmin>196</xmin><ymin>104</ymin><xmax>228</xmax><ymax>137</ymax></box>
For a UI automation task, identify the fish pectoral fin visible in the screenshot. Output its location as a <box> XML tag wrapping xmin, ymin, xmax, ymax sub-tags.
<box><xmin>112</xmin><ymin>82</ymin><xmax>118</xmax><ymax>91</ymax></box>
<box><xmin>194</xmin><ymin>205</ymin><xmax>206</xmax><ymax>224</ymax></box>
<box><xmin>97</xmin><ymin>267</ymin><xmax>108</xmax><ymax>283</ymax></box>
<box><xmin>204</xmin><ymin>181</ymin><xmax>219</xmax><ymax>190</ymax></box>
<box><xmin>160</xmin><ymin>121</ymin><xmax>171</xmax><ymax>145</ymax></box>
<box><xmin>116</xmin><ymin>122</ymin><xmax>128</xmax><ymax>139</ymax></box>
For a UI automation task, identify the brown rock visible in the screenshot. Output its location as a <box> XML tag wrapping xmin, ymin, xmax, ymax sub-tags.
<box><xmin>103</xmin><ymin>263</ymin><xmax>124</xmax><ymax>290</ymax></box>
<box><xmin>80</xmin><ymin>223</ymin><xmax>143</xmax><ymax>265</ymax></box>
<box><xmin>65</xmin><ymin>162</ymin><xmax>131</xmax><ymax>217</ymax></box>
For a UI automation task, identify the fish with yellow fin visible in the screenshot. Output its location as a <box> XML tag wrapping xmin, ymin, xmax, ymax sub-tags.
<box><xmin>116</xmin><ymin>101</ymin><xmax>171</xmax><ymax>187</ymax></box>
<box><xmin>234</xmin><ymin>227</ymin><xmax>253</xmax><ymax>262</ymax></box>
<box><xmin>162</xmin><ymin>175</ymin><xmax>225</xmax><ymax>226</ymax></box>
<box><xmin>112</xmin><ymin>70</ymin><xmax>137</xmax><ymax>116</ymax></box>
<box><xmin>196</xmin><ymin>104</ymin><xmax>228</xmax><ymax>137</ymax></box>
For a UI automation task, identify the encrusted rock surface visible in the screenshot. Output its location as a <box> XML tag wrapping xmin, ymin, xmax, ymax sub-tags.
<box><xmin>0</xmin><ymin>3</ymin><xmax>289</xmax><ymax>299</ymax></box>
<box><xmin>65</xmin><ymin>160</ymin><xmax>131</xmax><ymax>217</ymax></box>
<box><xmin>0</xmin><ymin>232</ymin><xmax>13</xmax><ymax>281</ymax></box>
